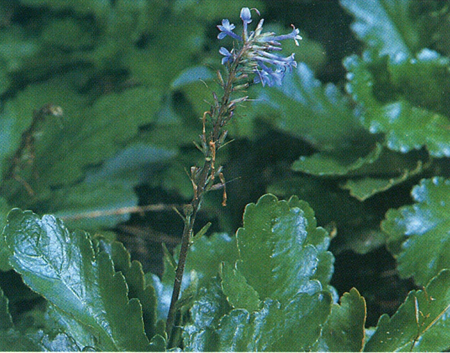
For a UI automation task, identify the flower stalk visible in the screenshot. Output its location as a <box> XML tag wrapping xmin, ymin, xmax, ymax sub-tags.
<box><xmin>165</xmin><ymin>7</ymin><xmax>301</xmax><ymax>343</ymax></box>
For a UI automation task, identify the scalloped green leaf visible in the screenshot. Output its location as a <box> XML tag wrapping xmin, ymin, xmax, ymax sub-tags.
<box><xmin>364</xmin><ymin>270</ymin><xmax>450</xmax><ymax>352</ymax></box>
<box><xmin>46</xmin><ymin>240</ymin><xmax>164</xmax><ymax>349</ymax></box>
<box><xmin>268</xmin><ymin>174</ymin><xmax>388</xmax><ymax>254</ymax></box>
<box><xmin>236</xmin><ymin>194</ymin><xmax>334</xmax><ymax>304</ymax></box>
<box><xmin>345</xmin><ymin>50</ymin><xmax>450</xmax><ymax>157</ymax></box>
<box><xmin>292</xmin><ymin>142</ymin><xmax>383</xmax><ymax>176</ymax></box>
<box><xmin>255</xmin><ymin>63</ymin><xmax>369</xmax><ymax>151</ymax></box>
<box><xmin>389</xmin><ymin>49</ymin><xmax>450</xmax><ymax>117</ymax></box>
<box><xmin>220</xmin><ymin>262</ymin><xmax>260</xmax><ymax>312</ymax></box>
<box><xmin>184</xmin><ymin>194</ymin><xmax>335</xmax><ymax>351</ymax></box>
<box><xmin>6</xmin><ymin>297</ymin><xmax>86</xmax><ymax>350</ymax></box>
<box><xmin>340</xmin><ymin>0</ymin><xmax>420</xmax><ymax>56</ymax></box>
<box><xmin>343</xmin><ymin>160</ymin><xmax>424</xmax><ymax>201</ymax></box>
<box><xmin>185</xmin><ymin>292</ymin><xmax>332</xmax><ymax>352</ymax></box>
<box><xmin>96</xmin><ymin>238</ymin><xmax>158</xmax><ymax>341</ymax></box>
<box><xmin>186</xmin><ymin>232</ymin><xmax>239</xmax><ymax>284</ymax></box>
<box><xmin>186</xmin><ymin>276</ymin><xmax>232</xmax><ymax>334</ymax></box>
<box><xmin>382</xmin><ymin>177</ymin><xmax>450</xmax><ymax>286</ymax></box>
<box><xmin>45</xmin><ymin>304</ymin><xmax>99</xmax><ymax>349</ymax></box>
<box><xmin>2</xmin><ymin>209</ymin><xmax>151</xmax><ymax>351</ymax></box>
<box><xmin>148</xmin><ymin>334</ymin><xmax>167</xmax><ymax>352</ymax></box>
<box><xmin>314</xmin><ymin>288</ymin><xmax>366</xmax><ymax>352</ymax></box>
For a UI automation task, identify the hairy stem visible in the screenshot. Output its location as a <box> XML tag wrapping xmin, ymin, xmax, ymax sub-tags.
<box><xmin>165</xmin><ymin>161</ymin><xmax>212</xmax><ymax>341</ymax></box>
<box><xmin>165</xmin><ymin>42</ymin><xmax>249</xmax><ymax>344</ymax></box>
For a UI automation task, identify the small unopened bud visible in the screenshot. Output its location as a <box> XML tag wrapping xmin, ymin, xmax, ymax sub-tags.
<box><xmin>218</xmin><ymin>130</ymin><xmax>228</xmax><ymax>145</ymax></box>
<box><xmin>232</xmin><ymin>83</ymin><xmax>249</xmax><ymax>91</ymax></box>
<box><xmin>228</xmin><ymin>96</ymin><xmax>248</xmax><ymax>108</ymax></box>
<box><xmin>183</xmin><ymin>204</ymin><xmax>194</xmax><ymax>217</ymax></box>
<box><xmin>217</xmin><ymin>70</ymin><xmax>225</xmax><ymax>86</ymax></box>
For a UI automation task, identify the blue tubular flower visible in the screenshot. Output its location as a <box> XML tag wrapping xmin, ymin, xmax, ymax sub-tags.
<box><xmin>217</xmin><ymin>19</ymin><xmax>242</xmax><ymax>41</ymax></box>
<box><xmin>262</xmin><ymin>26</ymin><xmax>302</xmax><ymax>46</ymax></box>
<box><xmin>254</xmin><ymin>51</ymin><xmax>297</xmax><ymax>70</ymax></box>
<box><xmin>240</xmin><ymin>7</ymin><xmax>252</xmax><ymax>40</ymax></box>
<box><xmin>217</xmin><ymin>7</ymin><xmax>301</xmax><ymax>87</ymax></box>
<box><xmin>254</xmin><ymin>62</ymin><xmax>285</xmax><ymax>87</ymax></box>
<box><xmin>219</xmin><ymin>47</ymin><xmax>234</xmax><ymax>65</ymax></box>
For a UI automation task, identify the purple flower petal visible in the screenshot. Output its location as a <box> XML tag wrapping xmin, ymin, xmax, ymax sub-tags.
<box><xmin>219</xmin><ymin>47</ymin><xmax>234</xmax><ymax>65</ymax></box>
<box><xmin>217</xmin><ymin>19</ymin><xmax>242</xmax><ymax>41</ymax></box>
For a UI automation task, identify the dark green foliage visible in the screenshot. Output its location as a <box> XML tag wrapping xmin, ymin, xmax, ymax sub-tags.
<box><xmin>383</xmin><ymin>177</ymin><xmax>450</xmax><ymax>286</ymax></box>
<box><xmin>364</xmin><ymin>270</ymin><xmax>450</xmax><ymax>351</ymax></box>
<box><xmin>1</xmin><ymin>0</ymin><xmax>450</xmax><ymax>351</ymax></box>
<box><xmin>314</xmin><ymin>288</ymin><xmax>366</xmax><ymax>352</ymax></box>
<box><xmin>3</xmin><ymin>209</ymin><xmax>155</xmax><ymax>351</ymax></box>
<box><xmin>183</xmin><ymin>194</ymin><xmax>335</xmax><ymax>352</ymax></box>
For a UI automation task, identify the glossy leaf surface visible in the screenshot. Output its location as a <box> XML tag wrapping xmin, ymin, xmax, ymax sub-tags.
<box><xmin>383</xmin><ymin>177</ymin><xmax>450</xmax><ymax>286</ymax></box>
<box><xmin>186</xmin><ymin>292</ymin><xmax>331</xmax><ymax>352</ymax></box>
<box><xmin>340</xmin><ymin>0</ymin><xmax>420</xmax><ymax>56</ymax></box>
<box><xmin>365</xmin><ymin>270</ymin><xmax>450</xmax><ymax>351</ymax></box>
<box><xmin>2</xmin><ymin>209</ymin><xmax>151</xmax><ymax>351</ymax></box>
<box><xmin>255</xmin><ymin>63</ymin><xmax>369</xmax><ymax>152</ymax></box>
<box><xmin>220</xmin><ymin>262</ymin><xmax>260</xmax><ymax>312</ymax></box>
<box><xmin>151</xmin><ymin>232</ymin><xmax>238</xmax><ymax>320</ymax></box>
<box><xmin>345</xmin><ymin>50</ymin><xmax>450</xmax><ymax>157</ymax></box>
<box><xmin>184</xmin><ymin>194</ymin><xmax>335</xmax><ymax>351</ymax></box>
<box><xmin>314</xmin><ymin>288</ymin><xmax>366</xmax><ymax>352</ymax></box>
<box><xmin>236</xmin><ymin>194</ymin><xmax>333</xmax><ymax>304</ymax></box>
<box><xmin>97</xmin><ymin>238</ymin><xmax>158</xmax><ymax>341</ymax></box>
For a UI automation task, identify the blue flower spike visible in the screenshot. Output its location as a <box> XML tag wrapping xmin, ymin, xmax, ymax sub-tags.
<box><xmin>218</xmin><ymin>7</ymin><xmax>302</xmax><ymax>87</ymax></box>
